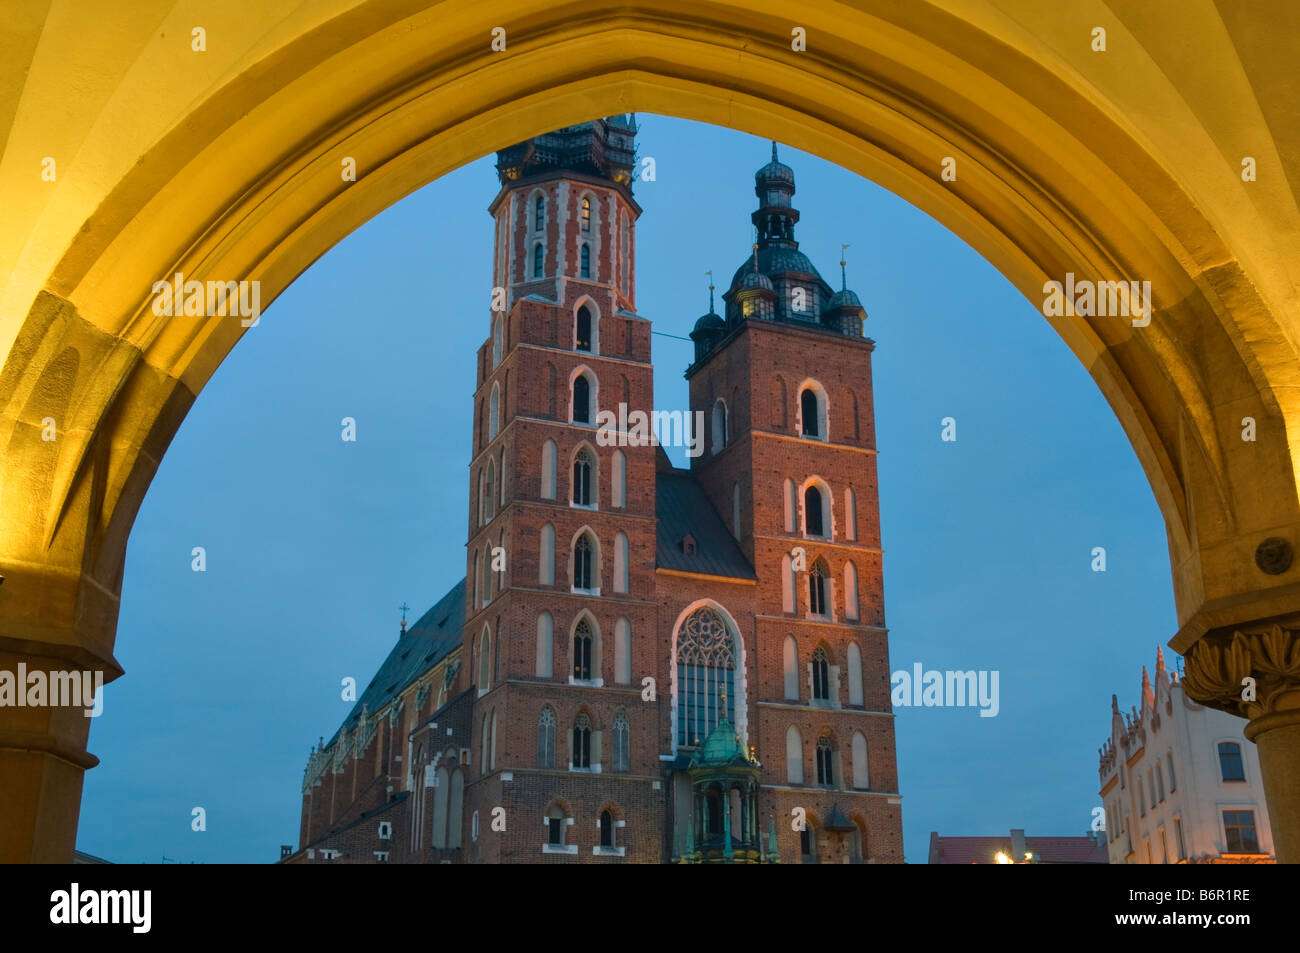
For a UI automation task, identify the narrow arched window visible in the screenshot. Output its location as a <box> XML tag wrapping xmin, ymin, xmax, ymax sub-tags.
<box><xmin>783</xmin><ymin>635</ymin><xmax>798</xmax><ymax>700</ymax></box>
<box><xmin>809</xmin><ymin>561</ymin><xmax>828</xmax><ymax>617</ymax></box>
<box><xmin>615</xmin><ymin>618</ymin><xmax>631</xmax><ymax>684</ymax></box>
<box><xmin>537</xmin><ymin>707</ymin><xmax>556</xmax><ymax>767</ymax></box>
<box><xmin>613</xmin><ymin>713</ymin><xmax>629</xmax><ymax>772</ymax></box>
<box><xmin>852</xmin><ymin>732</ymin><xmax>869</xmax><ymax>789</ymax></box>
<box><xmin>812</xmin><ymin>645</ymin><xmax>830</xmax><ymax>701</ymax></box>
<box><xmin>488</xmin><ymin>384</ymin><xmax>499</xmax><ymax>441</ymax></box>
<box><xmin>572</xmin><ymin>713</ymin><xmax>592</xmax><ymax>768</ymax></box>
<box><xmin>712</xmin><ymin>399</ymin><xmax>727</xmax><ymax>453</ymax></box>
<box><xmin>573</xmin><ymin>534</ymin><xmax>594</xmax><ymax>590</ymax></box>
<box><xmin>539</xmin><ymin>523</ymin><xmax>555</xmax><ymax>585</ymax></box>
<box><xmin>572</xmin><ymin>449</ymin><xmax>594</xmax><ymax>505</ymax></box>
<box><xmin>576</xmin><ymin>305</ymin><xmax>592</xmax><ymax>352</ymax></box>
<box><xmin>533</xmin><ymin>242</ymin><xmax>544</xmax><ymax>278</ymax></box>
<box><xmin>614</xmin><ymin>532</ymin><xmax>629</xmax><ymax>593</ymax></box>
<box><xmin>483</xmin><ymin>462</ymin><xmax>495</xmax><ymax>523</ymax></box>
<box><xmin>580</xmin><ymin>243</ymin><xmax>591</xmax><ymax>279</ymax></box>
<box><xmin>804</xmin><ymin>485</ymin><xmax>825</xmax><ymax>537</ymax></box>
<box><xmin>541</xmin><ymin>440</ymin><xmax>557</xmax><ymax>499</ymax></box>
<box><xmin>536</xmin><ymin>611</ymin><xmax>554</xmax><ymax>676</ymax></box>
<box><xmin>573</xmin><ymin>618</ymin><xmax>594</xmax><ymax>680</ymax></box>
<box><xmin>816</xmin><ymin>734</ymin><xmax>834</xmax><ymax>786</ymax></box>
<box><xmin>572</xmin><ymin>374</ymin><xmax>591</xmax><ymax>424</ymax></box>
<box><xmin>801</xmin><ymin>388</ymin><xmax>820</xmax><ymax>436</ymax></box>
<box><xmin>781</xmin><ymin>554</ymin><xmax>795</xmax><ymax>613</ymax></box>
<box><xmin>581</xmin><ymin>196</ymin><xmax>592</xmax><ymax>233</ymax></box>
<box><xmin>478</xmin><ymin>627</ymin><xmax>492</xmax><ymax>691</ymax></box>
<box><xmin>786</xmin><ymin>725</ymin><xmax>803</xmax><ymax>785</ymax></box>
<box><xmin>844</xmin><ymin>561</ymin><xmax>859</xmax><ymax>621</ymax></box>
<box><xmin>847</xmin><ymin>641</ymin><xmax>864</xmax><ymax>706</ymax></box>
<box><xmin>491</xmin><ymin>317</ymin><xmax>503</xmax><ymax>367</ymax></box>
<box><xmin>612</xmin><ymin>449</ymin><xmax>626</xmax><ymax>507</ymax></box>
<box><xmin>534</xmin><ymin>194</ymin><xmax>545</xmax><ymax>231</ymax></box>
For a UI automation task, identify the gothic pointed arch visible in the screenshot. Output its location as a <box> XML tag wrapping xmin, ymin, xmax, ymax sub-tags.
<box><xmin>670</xmin><ymin>600</ymin><xmax>747</xmax><ymax>753</ymax></box>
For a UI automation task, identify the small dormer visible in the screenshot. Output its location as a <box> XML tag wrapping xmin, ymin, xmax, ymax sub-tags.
<box><xmin>680</xmin><ymin>533</ymin><xmax>697</xmax><ymax>556</ymax></box>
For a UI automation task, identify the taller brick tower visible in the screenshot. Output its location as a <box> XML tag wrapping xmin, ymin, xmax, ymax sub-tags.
<box><xmin>460</xmin><ymin>117</ymin><xmax>666</xmax><ymax>862</ymax></box>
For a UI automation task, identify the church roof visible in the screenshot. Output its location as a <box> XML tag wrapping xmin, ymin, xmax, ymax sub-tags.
<box><xmin>326</xmin><ymin>577</ymin><xmax>466</xmax><ymax>747</ymax></box>
<box><xmin>655</xmin><ymin>471</ymin><xmax>757</xmax><ymax>581</ymax></box>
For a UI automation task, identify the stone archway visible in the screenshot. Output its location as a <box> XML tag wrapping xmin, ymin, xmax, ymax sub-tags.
<box><xmin>3</xmin><ymin>1</ymin><xmax>1300</xmax><ymax>862</ymax></box>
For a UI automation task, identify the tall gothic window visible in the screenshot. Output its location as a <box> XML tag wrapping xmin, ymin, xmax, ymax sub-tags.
<box><xmin>572</xmin><ymin>374</ymin><xmax>591</xmax><ymax>424</ymax></box>
<box><xmin>812</xmin><ymin>645</ymin><xmax>830</xmax><ymax>701</ymax></box>
<box><xmin>580</xmin><ymin>244</ymin><xmax>591</xmax><ymax>279</ymax></box>
<box><xmin>573</xmin><ymin>534</ymin><xmax>596</xmax><ymax>592</ymax></box>
<box><xmin>675</xmin><ymin>606</ymin><xmax>736</xmax><ymax>748</ymax></box>
<box><xmin>534</xmin><ymin>195</ymin><xmax>545</xmax><ymax>231</ymax></box>
<box><xmin>809</xmin><ymin>560</ymin><xmax>828</xmax><ymax>616</ymax></box>
<box><xmin>537</xmin><ymin>707</ymin><xmax>556</xmax><ymax>767</ymax></box>
<box><xmin>576</xmin><ymin>306</ymin><xmax>593</xmax><ymax>352</ymax></box>
<box><xmin>533</xmin><ymin>242</ymin><xmax>544</xmax><ymax>278</ymax></box>
<box><xmin>804</xmin><ymin>484</ymin><xmax>825</xmax><ymax>536</ymax></box>
<box><xmin>816</xmin><ymin>734</ymin><xmax>834</xmax><ymax>786</ymax></box>
<box><xmin>599</xmin><ymin>810</ymin><xmax>614</xmax><ymax>848</ymax></box>
<box><xmin>573</xmin><ymin>618</ymin><xmax>594</xmax><ymax>679</ymax></box>
<box><xmin>572</xmin><ymin>713</ymin><xmax>592</xmax><ymax>769</ymax></box>
<box><xmin>613</xmin><ymin>712</ymin><xmax>629</xmax><ymax>772</ymax></box>
<box><xmin>581</xmin><ymin>196</ymin><xmax>592</xmax><ymax>233</ymax></box>
<box><xmin>572</xmin><ymin>449</ymin><xmax>593</xmax><ymax>505</ymax></box>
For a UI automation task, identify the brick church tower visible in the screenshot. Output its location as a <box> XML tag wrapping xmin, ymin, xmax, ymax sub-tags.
<box><xmin>292</xmin><ymin>121</ymin><xmax>903</xmax><ymax>865</ymax></box>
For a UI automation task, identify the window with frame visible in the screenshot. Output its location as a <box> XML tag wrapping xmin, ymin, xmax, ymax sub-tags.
<box><xmin>537</xmin><ymin>707</ymin><xmax>556</xmax><ymax>767</ymax></box>
<box><xmin>812</xmin><ymin>645</ymin><xmax>830</xmax><ymax>701</ymax></box>
<box><xmin>547</xmin><ymin>807</ymin><xmax>565</xmax><ymax>846</ymax></box>
<box><xmin>816</xmin><ymin>734</ymin><xmax>834</xmax><ymax>786</ymax></box>
<box><xmin>800</xmin><ymin>388</ymin><xmax>821</xmax><ymax>437</ymax></box>
<box><xmin>572</xmin><ymin>374</ymin><xmax>592</xmax><ymax>424</ymax></box>
<box><xmin>675</xmin><ymin>606</ymin><xmax>737</xmax><ymax>749</ymax></box>
<box><xmin>572</xmin><ymin>449</ymin><xmax>594</xmax><ymax>505</ymax></box>
<box><xmin>581</xmin><ymin>196</ymin><xmax>592</xmax><ymax>233</ymax></box>
<box><xmin>600</xmin><ymin>810</ymin><xmax>615</xmax><ymax>848</ymax></box>
<box><xmin>580</xmin><ymin>244</ymin><xmax>591</xmax><ymax>279</ymax></box>
<box><xmin>1218</xmin><ymin>741</ymin><xmax>1246</xmax><ymax>781</ymax></box>
<box><xmin>804</xmin><ymin>485</ymin><xmax>825</xmax><ymax>537</ymax></box>
<box><xmin>613</xmin><ymin>712</ymin><xmax>629</xmax><ymax>772</ymax></box>
<box><xmin>576</xmin><ymin>305</ymin><xmax>593</xmax><ymax>352</ymax></box>
<box><xmin>809</xmin><ymin>561</ymin><xmax>829</xmax><ymax>617</ymax></box>
<box><xmin>534</xmin><ymin>195</ymin><xmax>545</xmax><ymax>231</ymax></box>
<box><xmin>572</xmin><ymin>713</ymin><xmax>592</xmax><ymax>769</ymax></box>
<box><xmin>573</xmin><ymin>535</ymin><xmax>595</xmax><ymax>591</ymax></box>
<box><xmin>573</xmin><ymin>619</ymin><xmax>594</xmax><ymax>680</ymax></box>
<box><xmin>1223</xmin><ymin>810</ymin><xmax>1260</xmax><ymax>853</ymax></box>
<box><xmin>533</xmin><ymin>242</ymin><xmax>544</xmax><ymax>278</ymax></box>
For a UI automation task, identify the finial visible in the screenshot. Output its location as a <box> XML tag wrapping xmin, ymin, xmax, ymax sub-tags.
<box><xmin>1156</xmin><ymin>646</ymin><xmax>1165</xmax><ymax>672</ymax></box>
<box><xmin>771</xmin><ymin>140</ymin><xmax>779</xmax><ymax>162</ymax></box>
<box><xmin>840</xmin><ymin>243</ymin><xmax>850</xmax><ymax>291</ymax></box>
<box><xmin>399</xmin><ymin>601</ymin><xmax>410</xmax><ymax>632</ymax></box>
<box><xmin>706</xmin><ymin>269</ymin><xmax>715</xmax><ymax>313</ymax></box>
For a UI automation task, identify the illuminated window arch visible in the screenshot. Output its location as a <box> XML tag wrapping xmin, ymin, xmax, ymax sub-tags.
<box><xmin>799</xmin><ymin>381</ymin><xmax>829</xmax><ymax>439</ymax></box>
<box><xmin>580</xmin><ymin>195</ymin><xmax>592</xmax><ymax>233</ymax></box>
<box><xmin>674</xmin><ymin>604</ymin><xmax>739</xmax><ymax>750</ymax></box>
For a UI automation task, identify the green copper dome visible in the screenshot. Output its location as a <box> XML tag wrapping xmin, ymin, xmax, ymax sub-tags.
<box><xmin>691</xmin><ymin>715</ymin><xmax>749</xmax><ymax>768</ymax></box>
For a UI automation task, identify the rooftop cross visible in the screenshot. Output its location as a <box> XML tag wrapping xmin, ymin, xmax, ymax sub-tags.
<box><xmin>840</xmin><ymin>243</ymin><xmax>851</xmax><ymax>291</ymax></box>
<box><xmin>399</xmin><ymin>602</ymin><xmax>410</xmax><ymax>631</ymax></box>
<box><xmin>706</xmin><ymin>269</ymin><xmax>715</xmax><ymax>313</ymax></box>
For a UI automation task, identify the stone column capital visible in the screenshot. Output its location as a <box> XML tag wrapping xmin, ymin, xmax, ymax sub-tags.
<box><xmin>1182</xmin><ymin>621</ymin><xmax>1300</xmax><ymax>721</ymax></box>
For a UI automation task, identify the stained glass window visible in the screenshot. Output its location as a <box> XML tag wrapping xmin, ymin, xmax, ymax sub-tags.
<box><xmin>675</xmin><ymin>607</ymin><xmax>736</xmax><ymax>748</ymax></box>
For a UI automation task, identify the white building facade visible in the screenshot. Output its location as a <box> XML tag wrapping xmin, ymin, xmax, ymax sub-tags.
<box><xmin>1098</xmin><ymin>648</ymin><xmax>1274</xmax><ymax>864</ymax></box>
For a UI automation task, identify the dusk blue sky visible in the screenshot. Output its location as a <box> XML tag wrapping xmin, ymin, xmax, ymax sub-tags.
<box><xmin>76</xmin><ymin>115</ymin><xmax>1176</xmax><ymax>864</ymax></box>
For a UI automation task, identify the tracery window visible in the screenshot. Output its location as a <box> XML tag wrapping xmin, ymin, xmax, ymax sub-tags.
<box><xmin>812</xmin><ymin>645</ymin><xmax>830</xmax><ymax>701</ymax></box>
<box><xmin>816</xmin><ymin>734</ymin><xmax>834</xmax><ymax>786</ymax></box>
<box><xmin>573</xmin><ymin>618</ymin><xmax>594</xmax><ymax>680</ymax></box>
<box><xmin>572</xmin><ymin>713</ymin><xmax>592</xmax><ymax>769</ymax></box>
<box><xmin>675</xmin><ymin>607</ymin><xmax>736</xmax><ymax>748</ymax></box>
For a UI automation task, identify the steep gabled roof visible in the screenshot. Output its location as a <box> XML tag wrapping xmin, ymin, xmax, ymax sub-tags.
<box><xmin>655</xmin><ymin>470</ymin><xmax>756</xmax><ymax>581</ymax></box>
<box><xmin>326</xmin><ymin>578</ymin><xmax>466</xmax><ymax>746</ymax></box>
